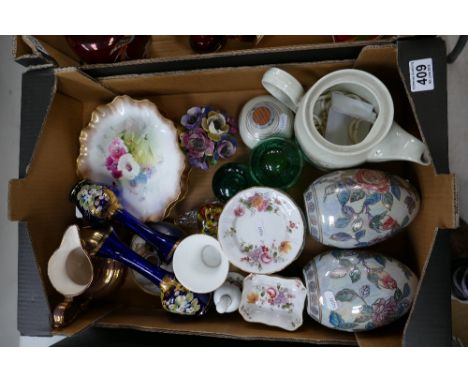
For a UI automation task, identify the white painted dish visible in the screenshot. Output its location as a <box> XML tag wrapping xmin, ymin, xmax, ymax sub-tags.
<box><xmin>218</xmin><ymin>187</ymin><xmax>305</xmax><ymax>274</ymax></box>
<box><xmin>77</xmin><ymin>95</ymin><xmax>186</xmax><ymax>222</ymax></box>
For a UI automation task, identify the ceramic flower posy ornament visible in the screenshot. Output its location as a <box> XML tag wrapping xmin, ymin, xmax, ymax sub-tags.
<box><xmin>179</xmin><ymin>106</ymin><xmax>238</xmax><ymax>170</ymax></box>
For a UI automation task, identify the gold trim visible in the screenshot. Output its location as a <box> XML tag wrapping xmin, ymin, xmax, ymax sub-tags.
<box><xmin>78</xmin><ymin>226</ymin><xmax>111</xmax><ymax>256</ymax></box>
<box><xmin>159</xmin><ymin>274</ymin><xmax>176</xmax><ymax>295</ymax></box>
<box><xmin>166</xmin><ymin>240</ymin><xmax>181</xmax><ymax>263</ymax></box>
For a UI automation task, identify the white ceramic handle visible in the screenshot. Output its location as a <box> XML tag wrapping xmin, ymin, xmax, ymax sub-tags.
<box><xmin>262</xmin><ymin>68</ymin><xmax>304</xmax><ymax>112</ymax></box>
<box><xmin>367</xmin><ymin>121</ymin><xmax>431</xmax><ymax>166</ymax></box>
<box><xmin>215</xmin><ymin>295</ymin><xmax>232</xmax><ymax>314</ymax></box>
<box><xmin>214</xmin><ymin>284</ymin><xmax>241</xmax><ymax>314</ymax></box>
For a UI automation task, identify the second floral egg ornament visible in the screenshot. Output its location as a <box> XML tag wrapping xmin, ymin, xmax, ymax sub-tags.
<box><xmin>303</xmin><ymin>250</ymin><xmax>418</xmax><ymax>332</ymax></box>
<box><xmin>304</xmin><ymin>169</ymin><xmax>420</xmax><ymax>248</ymax></box>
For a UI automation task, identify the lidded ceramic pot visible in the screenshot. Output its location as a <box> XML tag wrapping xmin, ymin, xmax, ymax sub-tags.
<box><xmin>261</xmin><ymin>67</ymin><xmax>431</xmax><ymax>170</ymax></box>
<box><xmin>304</xmin><ymin>169</ymin><xmax>420</xmax><ymax>248</ymax></box>
<box><xmin>239</xmin><ymin>95</ymin><xmax>294</xmax><ymax>149</ymax></box>
<box><xmin>303</xmin><ymin>249</ymin><xmax>418</xmax><ymax>332</ymax></box>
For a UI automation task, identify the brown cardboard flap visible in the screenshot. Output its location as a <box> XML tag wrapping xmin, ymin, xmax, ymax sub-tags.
<box><xmin>56</xmin><ymin>69</ymin><xmax>115</xmax><ymax>102</ymax></box>
<box><xmin>14</xmin><ymin>36</ymin><xmax>30</xmax><ymax>57</ymax></box>
<box><xmin>405</xmin><ymin>166</ymin><xmax>457</xmax><ymax>276</ymax></box>
<box><xmin>355</xmin><ymin>320</ymin><xmax>406</xmax><ymax>347</ymax></box>
<box><xmin>10</xmin><ymin>91</ymin><xmax>86</xmax><ymax>312</ymax></box>
<box><xmin>416</xmin><ymin>168</ymin><xmax>458</xmax><ymax>230</ymax></box>
<box><xmin>94</xmin><ymin>306</ymin><xmax>356</xmax><ymax>345</ymax></box>
<box><xmin>354</xmin><ymin>44</ymin><xmax>398</xmax><ymax>74</ymax></box>
<box><xmin>52</xmin><ymin>302</ymin><xmax>118</xmax><ymax>337</ymax></box>
<box><xmin>145</xmin><ymin>36</ymin><xmax>334</xmax><ymax>58</ymax></box>
<box><xmin>36</xmin><ymin>36</ymin><xmax>335</xmax><ymax>64</ymax></box>
<box><xmin>16</xmin><ymin>36</ymin><xmax>398</xmax><ymax>71</ymax></box>
<box><xmin>13</xmin><ymin>36</ymin><xmax>53</xmax><ymax>66</ymax></box>
<box><xmin>16</xmin><ymin>36</ymin><xmax>347</xmax><ymax>69</ymax></box>
<box><xmin>101</xmin><ymin>60</ymin><xmax>355</xmax><ymax>96</ymax></box>
<box><xmin>452</xmin><ymin>299</ymin><xmax>468</xmax><ymax>345</ymax></box>
<box><xmin>20</xmin><ymin>36</ymin><xmax>79</xmax><ymax>67</ymax></box>
<box><xmin>9</xmin><ymin>179</ymin><xmax>31</xmax><ymax>222</ymax></box>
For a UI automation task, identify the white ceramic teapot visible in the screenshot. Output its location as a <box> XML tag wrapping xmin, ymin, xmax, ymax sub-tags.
<box><xmin>262</xmin><ymin>68</ymin><xmax>431</xmax><ymax>170</ymax></box>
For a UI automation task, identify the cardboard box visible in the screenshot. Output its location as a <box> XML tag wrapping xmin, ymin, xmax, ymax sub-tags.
<box><xmin>9</xmin><ymin>37</ymin><xmax>457</xmax><ymax>345</ymax></box>
<box><xmin>13</xmin><ymin>35</ymin><xmax>395</xmax><ymax>74</ymax></box>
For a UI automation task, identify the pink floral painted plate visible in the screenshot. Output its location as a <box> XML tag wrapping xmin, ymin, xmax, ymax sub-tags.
<box><xmin>77</xmin><ymin>95</ymin><xmax>186</xmax><ymax>222</ymax></box>
<box><xmin>218</xmin><ymin>187</ymin><xmax>305</xmax><ymax>274</ymax></box>
<box><xmin>239</xmin><ymin>274</ymin><xmax>307</xmax><ymax>331</ymax></box>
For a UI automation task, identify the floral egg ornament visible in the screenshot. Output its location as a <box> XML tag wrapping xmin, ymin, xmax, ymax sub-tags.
<box><xmin>304</xmin><ymin>169</ymin><xmax>420</xmax><ymax>248</ymax></box>
<box><xmin>303</xmin><ymin>250</ymin><xmax>418</xmax><ymax>332</ymax></box>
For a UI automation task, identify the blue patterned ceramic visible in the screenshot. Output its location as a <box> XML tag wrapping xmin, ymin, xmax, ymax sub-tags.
<box><xmin>71</xmin><ymin>180</ymin><xmax>179</xmax><ymax>263</ymax></box>
<box><xmin>303</xmin><ymin>169</ymin><xmax>420</xmax><ymax>248</ymax></box>
<box><xmin>303</xmin><ymin>249</ymin><xmax>418</xmax><ymax>332</ymax></box>
<box><xmin>80</xmin><ymin>227</ymin><xmax>211</xmax><ymax>316</ymax></box>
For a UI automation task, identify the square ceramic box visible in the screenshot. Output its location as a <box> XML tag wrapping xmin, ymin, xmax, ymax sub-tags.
<box><xmin>9</xmin><ymin>37</ymin><xmax>457</xmax><ymax>346</ymax></box>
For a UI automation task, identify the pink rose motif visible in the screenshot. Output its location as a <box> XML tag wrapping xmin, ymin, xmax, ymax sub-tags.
<box><xmin>108</xmin><ymin>137</ymin><xmax>128</xmax><ymax>159</ymax></box>
<box><xmin>260</xmin><ymin>252</ymin><xmax>273</xmax><ymax>264</ymax></box>
<box><xmin>248</xmin><ymin>193</ymin><xmax>267</xmax><ymax>211</ymax></box>
<box><xmin>355</xmin><ymin>169</ymin><xmax>390</xmax><ymax>193</ymax></box>
<box><xmin>105</xmin><ymin>156</ymin><xmax>122</xmax><ymax>179</ymax></box>
<box><xmin>377</xmin><ymin>271</ymin><xmax>397</xmax><ymax>290</ymax></box>
<box><xmin>105</xmin><ymin>137</ymin><xmax>128</xmax><ymax>179</ymax></box>
<box><xmin>234</xmin><ymin>206</ymin><xmax>245</xmax><ymax>217</ymax></box>
<box><xmin>181</xmin><ymin>127</ymin><xmax>214</xmax><ymax>159</ymax></box>
<box><xmin>266</xmin><ymin>287</ymin><xmax>277</xmax><ymax>298</ymax></box>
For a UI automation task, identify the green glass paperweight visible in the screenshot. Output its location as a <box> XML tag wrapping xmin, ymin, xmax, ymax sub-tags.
<box><xmin>212</xmin><ymin>163</ymin><xmax>254</xmax><ymax>202</ymax></box>
<box><xmin>249</xmin><ymin>137</ymin><xmax>303</xmax><ymax>189</ymax></box>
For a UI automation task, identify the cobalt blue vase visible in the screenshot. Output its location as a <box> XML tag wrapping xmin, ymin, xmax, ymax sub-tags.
<box><xmin>70</xmin><ymin>180</ymin><xmax>180</xmax><ymax>263</ymax></box>
<box><xmin>80</xmin><ymin>227</ymin><xmax>211</xmax><ymax>316</ymax></box>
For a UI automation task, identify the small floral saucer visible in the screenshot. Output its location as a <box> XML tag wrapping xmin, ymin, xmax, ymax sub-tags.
<box><xmin>77</xmin><ymin>95</ymin><xmax>186</xmax><ymax>222</ymax></box>
<box><xmin>218</xmin><ymin>187</ymin><xmax>305</xmax><ymax>274</ymax></box>
<box><xmin>239</xmin><ymin>274</ymin><xmax>307</xmax><ymax>331</ymax></box>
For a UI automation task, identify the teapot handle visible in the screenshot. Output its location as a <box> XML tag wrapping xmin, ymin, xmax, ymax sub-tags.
<box><xmin>262</xmin><ymin>68</ymin><xmax>304</xmax><ymax>112</ymax></box>
<box><xmin>366</xmin><ymin>121</ymin><xmax>431</xmax><ymax>166</ymax></box>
